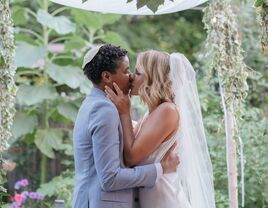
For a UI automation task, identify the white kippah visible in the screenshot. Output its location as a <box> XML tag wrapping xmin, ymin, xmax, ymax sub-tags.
<box><xmin>82</xmin><ymin>45</ymin><xmax>102</xmax><ymax>68</ymax></box>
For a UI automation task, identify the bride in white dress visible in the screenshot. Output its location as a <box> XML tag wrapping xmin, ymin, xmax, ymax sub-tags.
<box><xmin>105</xmin><ymin>50</ymin><xmax>216</xmax><ymax>208</ymax></box>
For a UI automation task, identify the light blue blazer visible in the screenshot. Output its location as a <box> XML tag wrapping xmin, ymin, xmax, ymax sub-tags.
<box><xmin>72</xmin><ymin>87</ymin><xmax>157</xmax><ymax>208</ymax></box>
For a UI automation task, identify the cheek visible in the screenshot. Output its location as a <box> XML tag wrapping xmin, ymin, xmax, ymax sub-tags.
<box><xmin>137</xmin><ymin>76</ymin><xmax>145</xmax><ymax>87</ymax></box>
<box><xmin>132</xmin><ymin>77</ymin><xmax>142</xmax><ymax>92</ymax></box>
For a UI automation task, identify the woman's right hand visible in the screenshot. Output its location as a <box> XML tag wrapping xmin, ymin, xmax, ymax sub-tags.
<box><xmin>105</xmin><ymin>82</ymin><xmax>131</xmax><ymax>115</ymax></box>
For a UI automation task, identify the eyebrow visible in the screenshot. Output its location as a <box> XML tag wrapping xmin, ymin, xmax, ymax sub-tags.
<box><xmin>124</xmin><ymin>67</ymin><xmax>130</xmax><ymax>71</ymax></box>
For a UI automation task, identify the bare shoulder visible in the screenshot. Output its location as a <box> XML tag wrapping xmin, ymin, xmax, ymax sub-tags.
<box><xmin>157</xmin><ymin>102</ymin><xmax>178</xmax><ymax>115</ymax></box>
<box><xmin>153</xmin><ymin>102</ymin><xmax>179</xmax><ymax>124</ymax></box>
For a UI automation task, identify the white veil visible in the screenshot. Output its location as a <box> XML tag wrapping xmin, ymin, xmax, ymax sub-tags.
<box><xmin>169</xmin><ymin>53</ymin><xmax>216</xmax><ymax>208</ymax></box>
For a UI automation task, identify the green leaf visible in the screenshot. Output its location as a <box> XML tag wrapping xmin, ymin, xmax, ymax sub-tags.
<box><xmin>57</xmin><ymin>102</ymin><xmax>78</xmax><ymax>121</ymax></box>
<box><xmin>102</xmin><ymin>31</ymin><xmax>134</xmax><ymax>54</ymax></box>
<box><xmin>0</xmin><ymin>55</ymin><xmax>5</xmax><ymax>65</ymax></box>
<box><xmin>37</xmin><ymin>9</ymin><xmax>76</xmax><ymax>34</ymax></box>
<box><xmin>254</xmin><ymin>0</ymin><xmax>263</xmax><ymax>7</ymax></box>
<box><xmin>34</xmin><ymin>129</ymin><xmax>63</xmax><ymax>158</ymax></box>
<box><xmin>15</xmin><ymin>41</ymin><xmax>47</xmax><ymax>68</ymax></box>
<box><xmin>12</xmin><ymin>112</ymin><xmax>38</xmax><ymax>138</ymax></box>
<box><xmin>79</xmin><ymin>76</ymin><xmax>92</xmax><ymax>94</ymax></box>
<box><xmin>17</xmin><ymin>85</ymin><xmax>58</xmax><ymax>105</ymax></box>
<box><xmin>37</xmin><ymin>176</ymin><xmax>59</xmax><ymax>197</ymax></box>
<box><xmin>71</xmin><ymin>9</ymin><xmax>121</xmax><ymax>29</ymax></box>
<box><xmin>11</xmin><ymin>6</ymin><xmax>28</xmax><ymax>25</ymax></box>
<box><xmin>46</xmin><ymin>63</ymin><xmax>85</xmax><ymax>89</ymax></box>
<box><xmin>37</xmin><ymin>175</ymin><xmax>74</xmax><ymax>197</ymax></box>
<box><xmin>58</xmin><ymin>143</ymin><xmax>73</xmax><ymax>156</ymax></box>
<box><xmin>64</xmin><ymin>36</ymin><xmax>86</xmax><ymax>50</ymax></box>
<box><xmin>15</xmin><ymin>33</ymin><xmax>36</xmax><ymax>45</ymax></box>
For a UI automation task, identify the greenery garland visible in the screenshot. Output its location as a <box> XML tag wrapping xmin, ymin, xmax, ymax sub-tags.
<box><xmin>203</xmin><ymin>0</ymin><xmax>248</xmax><ymax>117</ymax></box>
<box><xmin>0</xmin><ymin>0</ymin><xmax>17</xmax><ymax>153</ymax></box>
<box><xmin>254</xmin><ymin>0</ymin><xmax>268</xmax><ymax>52</ymax></box>
<box><xmin>203</xmin><ymin>0</ymin><xmax>249</xmax><ymax>207</ymax></box>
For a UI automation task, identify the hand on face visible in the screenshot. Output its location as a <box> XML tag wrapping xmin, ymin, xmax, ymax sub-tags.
<box><xmin>105</xmin><ymin>82</ymin><xmax>131</xmax><ymax>115</ymax></box>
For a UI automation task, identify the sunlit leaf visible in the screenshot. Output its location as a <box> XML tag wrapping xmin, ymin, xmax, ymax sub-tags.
<box><xmin>46</xmin><ymin>63</ymin><xmax>85</xmax><ymax>89</ymax></box>
<box><xmin>17</xmin><ymin>85</ymin><xmax>58</xmax><ymax>105</ymax></box>
<box><xmin>64</xmin><ymin>36</ymin><xmax>86</xmax><ymax>50</ymax></box>
<box><xmin>37</xmin><ymin>9</ymin><xmax>76</xmax><ymax>34</ymax></box>
<box><xmin>57</xmin><ymin>102</ymin><xmax>78</xmax><ymax>121</ymax></box>
<box><xmin>12</xmin><ymin>112</ymin><xmax>38</xmax><ymax>138</ymax></box>
<box><xmin>71</xmin><ymin>9</ymin><xmax>121</xmax><ymax>29</ymax></box>
<box><xmin>79</xmin><ymin>76</ymin><xmax>92</xmax><ymax>94</ymax></box>
<box><xmin>15</xmin><ymin>41</ymin><xmax>47</xmax><ymax>68</ymax></box>
<box><xmin>34</xmin><ymin>129</ymin><xmax>63</xmax><ymax>158</ymax></box>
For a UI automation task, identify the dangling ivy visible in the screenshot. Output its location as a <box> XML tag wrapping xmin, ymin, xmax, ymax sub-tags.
<box><xmin>203</xmin><ymin>0</ymin><xmax>249</xmax><ymax>206</ymax></box>
<box><xmin>0</xmin><ymin>0</ymin><xmax>17</xmax><ymax>152</ymax></box>
<box><xmin>254</xmin><ymin>0</ymin><xmax>268</xmax><ymax>52</ymax></box>
<box><xmin>203</xmin><ymin>0</ymin><xmax>248</xmax><ymax>117</ymax></box>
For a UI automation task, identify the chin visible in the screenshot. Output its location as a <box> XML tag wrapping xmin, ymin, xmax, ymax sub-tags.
<box><xmin>130</xmin><ymin>90</ymin><xmax>138</xmax><ymax>96</ymax></box>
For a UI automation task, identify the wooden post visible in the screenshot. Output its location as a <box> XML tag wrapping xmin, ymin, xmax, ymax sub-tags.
<box><xmin>226</xmin><ymin>110</ymin><xmax>238</xmax><ymax>208</ymax></box>
<box><xmin>219</xmin><ymin>81</ymin><xmax>239</xmax><ymax>208</ymax></box>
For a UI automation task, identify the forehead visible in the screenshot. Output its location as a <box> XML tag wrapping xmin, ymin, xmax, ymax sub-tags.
<box><xmin>116</xmin><ymin>56</ymin><xmax>129</xmax><ymax>71</ymax></box>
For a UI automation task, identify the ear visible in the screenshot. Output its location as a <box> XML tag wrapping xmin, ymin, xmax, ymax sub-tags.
<box><xmin>101</xmin><ymin>71</ymin><xmax>113</xmax><ymax>84</ymax></box>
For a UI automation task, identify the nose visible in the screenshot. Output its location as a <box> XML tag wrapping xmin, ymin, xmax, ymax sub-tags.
<box><xmin>129</xmin><ymin>73</ymin><xmax>135</xmax><ymax>83</ymax></box>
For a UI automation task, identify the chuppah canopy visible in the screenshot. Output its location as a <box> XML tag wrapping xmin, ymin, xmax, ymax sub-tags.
<box><xmin>49</xmin><ymin>0</ymin><xmax>207</xmax><ymax>15</ymax></box>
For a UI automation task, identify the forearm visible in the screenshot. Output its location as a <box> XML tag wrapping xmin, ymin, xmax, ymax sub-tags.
<box><xmin>99</xmin><ymin>163</ymin><xmax>156</xmax><ymax>191</ymax></box>
<box><xmin>120</xmin><ymin>113</ymin><xmax>137</xmax><ymax>166</ymax></box>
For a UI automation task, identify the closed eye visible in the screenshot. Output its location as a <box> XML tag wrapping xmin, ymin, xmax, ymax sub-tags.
<box><xmin>135</xmin><ymin>69</ymin><xmax>141</xmax><ymax>75</ymax></box>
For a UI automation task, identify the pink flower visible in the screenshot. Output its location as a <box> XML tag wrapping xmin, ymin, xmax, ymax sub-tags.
<box><xmin>14</xmin><ymin>194</ymin><xmax>23</xmax><ymax>202</ymax></box>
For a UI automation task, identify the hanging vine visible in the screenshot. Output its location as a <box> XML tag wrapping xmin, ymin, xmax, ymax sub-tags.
<box><xmin>0</xmin><ymin>0</ymin><xmax>17</xmax><ymax>153</ymax></box>
<box><xmin>203</xmin><ymin>0</ymin><xmax>249</xmax><ymax>207</ymax></box>
<box><xmin>254</xmin><ymin>0</ymin><xmax>268</xmax><ymax>52</ymax></box>
<box><xmin>203</xmin><ymin>0</ymin><xmax>248</xmax><ymax>118</ymax></box>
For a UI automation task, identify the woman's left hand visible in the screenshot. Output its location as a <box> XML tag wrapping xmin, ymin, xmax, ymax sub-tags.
<box><xmin>105</xmin><ymin>82</ymin><xmax>131</xmax><ymax>115</ymax></box>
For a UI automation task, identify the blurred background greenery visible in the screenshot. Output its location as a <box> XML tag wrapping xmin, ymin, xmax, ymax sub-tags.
<box><xmin>1</xmin><ymin>0</ymin><xmax>267</xmax><ymax>207</ymax></box>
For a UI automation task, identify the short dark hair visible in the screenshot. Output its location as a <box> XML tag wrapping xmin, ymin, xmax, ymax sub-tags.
<box><xmin>83</xmin><ymin>44</ymin><xmax>128</xmax><ymax>84</ymax></box>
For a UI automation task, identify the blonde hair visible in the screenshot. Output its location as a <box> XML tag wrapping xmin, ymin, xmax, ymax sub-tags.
<box><xmin>137</xmin><ymin>50</ymin><xmax>174</xmax><ymax>109</ymax></box>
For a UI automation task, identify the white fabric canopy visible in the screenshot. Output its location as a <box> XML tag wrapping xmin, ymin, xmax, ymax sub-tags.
<box><xmin>49</xmin><ymin>0</ymin><xmax>207</xmax><ymax>15</ymax></box>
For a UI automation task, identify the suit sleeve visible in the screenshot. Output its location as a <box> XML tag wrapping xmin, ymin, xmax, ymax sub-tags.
<box><xmin>89</xmin><ymin>101</ymin><xmax>157</xmax><ymax>191</ymax></box>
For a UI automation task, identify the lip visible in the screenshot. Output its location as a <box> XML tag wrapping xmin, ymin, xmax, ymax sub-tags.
<box><xmin>130</xmin><ymin>84</ymin><xmax>135</xmax><ymax>91</ymax></box>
